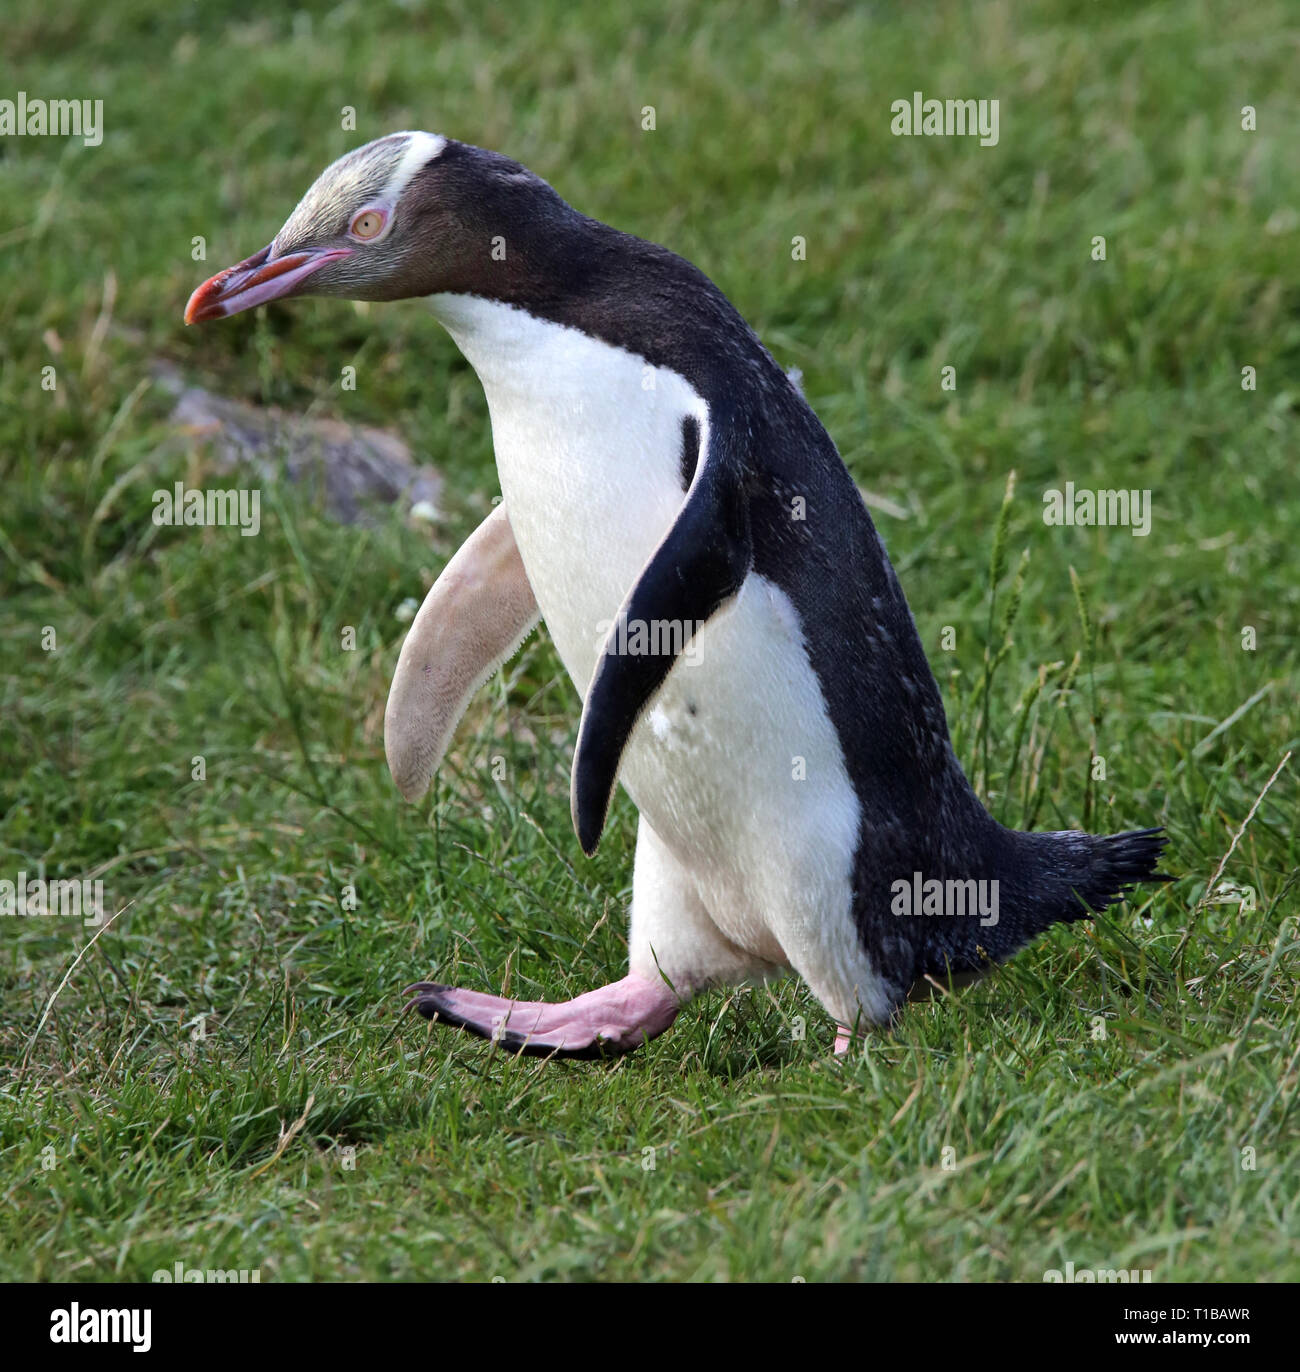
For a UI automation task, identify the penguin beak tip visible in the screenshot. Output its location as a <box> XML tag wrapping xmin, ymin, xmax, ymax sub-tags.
<box><xmin>184</xmin><ymin>242</ymin><xmax>352</xmax><ymax>325</ymax></box>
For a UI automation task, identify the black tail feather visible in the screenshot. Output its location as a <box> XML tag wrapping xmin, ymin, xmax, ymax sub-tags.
<box><xmin>917</xmin><ymin>825</ymin><xmax>1171</xmax><ymax>978</ymax></box>
<box><xmin>1069</xmin><ymin>826</ymin><xmax>1173</xmax><ymax>913</ymax></box>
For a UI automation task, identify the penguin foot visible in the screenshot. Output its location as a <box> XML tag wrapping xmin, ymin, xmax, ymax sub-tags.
<box><xmin>403</xmin><ymin>973</ymin><xmax>679</xmax><ymax>1059</ymax></box>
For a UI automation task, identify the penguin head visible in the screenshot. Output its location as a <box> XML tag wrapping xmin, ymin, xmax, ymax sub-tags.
<box><xmin>185</xmin><ymin>132</ymin><xmax>564</xmax><ymax>323</ymax></box>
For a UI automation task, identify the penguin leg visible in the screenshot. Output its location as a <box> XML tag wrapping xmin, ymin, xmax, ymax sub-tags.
<box><xmin>627</xmin><ymin>818</ymin><xmax>783</xmax><ymax>997</ymax></box>
<box><xmin>384</xmin><ymin>502</ymin><xmax>539</xmax><ymax>802</ymax></box>
<box><xmin>755</xmin><ymin>858</ymin><xmax>901</xmax><ymax>1056</ymax></box>
<box><xmin>404</xmin><ymin>819</ymin><xmax>773</xmax><ymax>1059</ymax></box>
<box><xmin>833</xmin><ymin>970</ymin><xmax>992</xmax><ymax>1053</ymax></box>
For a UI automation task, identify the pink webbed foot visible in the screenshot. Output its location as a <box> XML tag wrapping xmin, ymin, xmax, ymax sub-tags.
<box><xmin>403</xmin><ymin>972</ymin><xmax>680</xmax><ymax>1060</ymax></box>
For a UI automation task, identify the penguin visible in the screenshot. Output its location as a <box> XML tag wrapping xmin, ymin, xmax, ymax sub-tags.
<box><xmin>185</xmin><ymin>131</ymin><xmax>1168</xmax><ymax>1058</ymax></box>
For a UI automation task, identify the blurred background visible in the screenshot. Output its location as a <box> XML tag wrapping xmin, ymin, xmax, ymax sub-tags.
<box><xmin>1</xmin><ymin>0</ymin><xmax>1296</xmax><ymax>1281</ymax></box>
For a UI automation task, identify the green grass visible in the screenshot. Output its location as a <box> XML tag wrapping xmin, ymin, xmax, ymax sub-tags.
<box><xmin>1</xmin><ymin>0</ymin><xmax>1297</xmax><ymax>1281</ymax></box>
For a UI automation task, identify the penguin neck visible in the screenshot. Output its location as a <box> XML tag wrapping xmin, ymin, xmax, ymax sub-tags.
<box><xmin>429</xmin><ymin>292</ymin><xmax>648</xmax><ymax>404</ymax></box>
<box><xmin>431</xmin><ymin>293</ymin><xmax>553</xmax><ymax>383</ymax></box>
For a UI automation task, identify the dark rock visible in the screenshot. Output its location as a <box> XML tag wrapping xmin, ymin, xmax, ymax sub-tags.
<box><xmin>154</xmin><ymin>361</ymin><xmax>442</xmax><ymax>526</ymax></box>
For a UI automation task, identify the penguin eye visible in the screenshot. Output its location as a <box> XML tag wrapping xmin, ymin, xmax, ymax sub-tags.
<box><xmin>349</xmin><ymin>209</ymin><xmax>386</xmax><ymax>240</ymax></box>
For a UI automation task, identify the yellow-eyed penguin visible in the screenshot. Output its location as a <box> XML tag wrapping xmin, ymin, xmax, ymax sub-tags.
<box><xmin>186</xmin><ymin>132</ymin><xmax>1167</xmax><ymax>1058</ymax></box>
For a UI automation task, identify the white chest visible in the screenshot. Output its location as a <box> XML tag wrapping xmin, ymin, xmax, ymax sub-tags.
<box><xmin>429</xmin><ymin>294</ymin><xmax>705</xmax><ymax>696</ymax></box>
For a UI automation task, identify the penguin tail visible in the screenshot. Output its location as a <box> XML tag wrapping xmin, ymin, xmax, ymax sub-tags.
<box><xmin>917</xmin><ymin>825</ymin><xmax>1172</xmax><ymax>978</ymax></box>
<box><xmin>1068</xmin><ymin>825</ymin><xmax>1174</xmax><ymax>912</ymax></box>
<box><xmin>999</xmin><ymin>823</ymin><xmax>1172</xmax><ymax>953</ymax></box>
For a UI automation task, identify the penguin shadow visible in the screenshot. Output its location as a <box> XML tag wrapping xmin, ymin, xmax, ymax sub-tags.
<box><xmin>670</xmin><ymin>984</ymin><xmax>842</xmax><ymax>1077</ymax></box>
<box><xmin>675</xmin><ymin>979</ymin><xmax>1007</xmax><ymax>1073</ymax></box>
<box><xmin>894</xmin><ymin>913</ymin><xmax>1182</xmax><ymax>1051</ymax></box>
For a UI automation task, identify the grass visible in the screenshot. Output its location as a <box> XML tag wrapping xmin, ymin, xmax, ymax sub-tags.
<box><xmin>1</xmin><ymin>0</ymin><xmax>1297</xmax><ymax>1282</ymax></box>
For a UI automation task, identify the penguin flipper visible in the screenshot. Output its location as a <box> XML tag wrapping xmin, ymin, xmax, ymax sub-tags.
<box><xmin>571</xmin><ymin>425</ymin><xmax>752</xmax><ymax>854</ymax></box>
<box><xmin>384</xmin><ymin>503</ymin><xmax>538</xmax><ymax>801</ymax></box>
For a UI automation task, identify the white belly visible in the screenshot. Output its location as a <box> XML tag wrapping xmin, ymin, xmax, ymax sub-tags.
<box><xmin>431</xmin><ymin>293</ymin><xmax>695</xmax><ymax>694</ymax></box>
<box><xmin>429</xmin><ymin>296</ymin><xmax>860</xmax><ymax>967</ymax></box>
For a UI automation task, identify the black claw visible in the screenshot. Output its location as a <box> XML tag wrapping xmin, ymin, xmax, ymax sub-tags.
<box><xmin>406</xmin><ymin>989</ymin><xmax>456</xmax><ymax>1024</ymax></box>
<box><xmin>403</xmin><ymin>981</ymin><xmax>450</xmax><ymax>998</ymax></box>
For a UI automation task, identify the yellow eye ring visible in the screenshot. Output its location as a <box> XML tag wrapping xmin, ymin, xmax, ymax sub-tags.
<box><xmin>350</xmin><ymin>210</ymin><xmax>385</xmax><ymax>240</ymax></box>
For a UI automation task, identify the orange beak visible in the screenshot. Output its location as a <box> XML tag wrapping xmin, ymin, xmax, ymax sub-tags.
<box><xmin>184</xmin><ymin>243</ymin><xmax>352</xmax><ymax>324</ymax></box>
